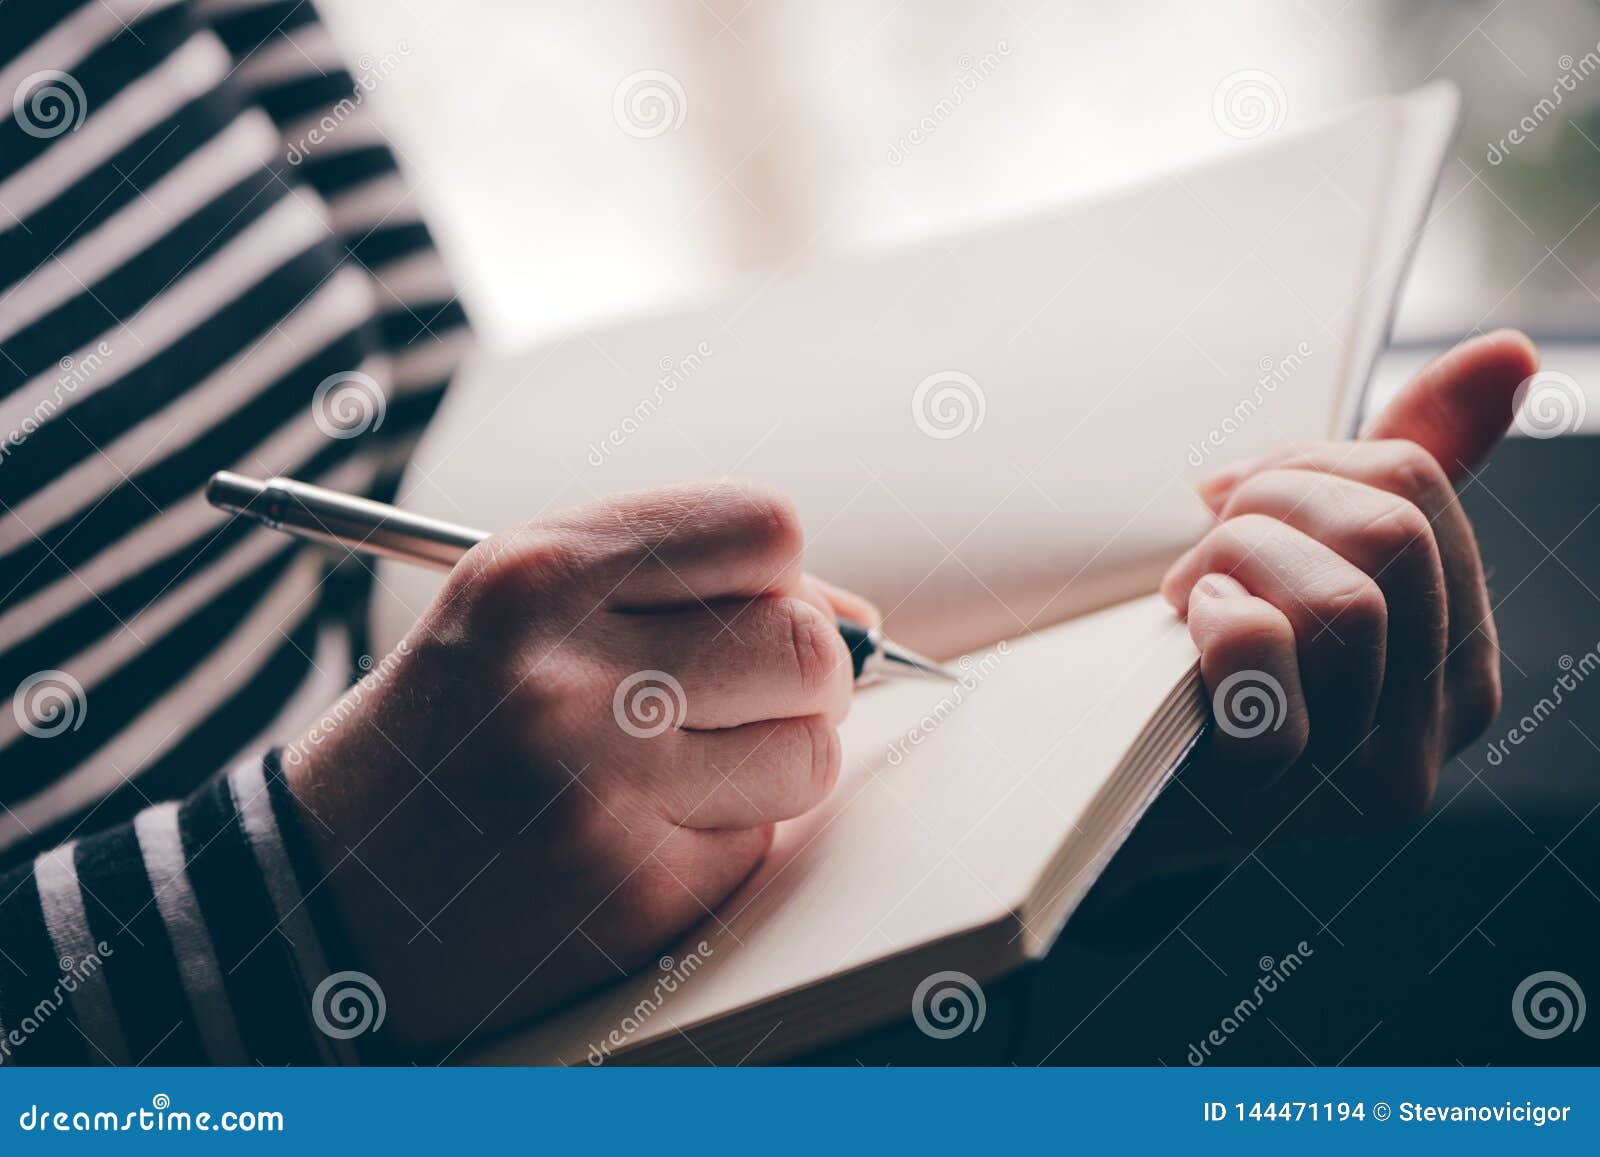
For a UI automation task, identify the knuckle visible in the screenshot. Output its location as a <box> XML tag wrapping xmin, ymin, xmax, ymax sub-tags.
<box><xmin>735</xmin><ymin>482</ymin><xmax>806</xmax><ymax>562</ymax></box>
<box><xmin>1375</xmin><ymin>440</ymin><xmax>1450</xmax><ymax>502</ymax></box>
<box><xmin>1226</xmin><ymin>468</ymin><xmax>1298</xmax><ymax>511</ymax></box>
<box><xmin>454</xmin><ymin>527</ymin><xmax>582</xmax><ymax>609</ymax></box>
<box><xmin>782</xmin><ymin>597</ymin><xmax>844</xmax><ymax>695</ymax></box>
<box><xmin>1217</xmin><ymin>512</ymin><xmax>1284</xmax><ymax>554</ymax></box>
<box><xmin>1355</xmin><ymin>497</ymin><xmax>1433</xmax><ymax>568</ymax></box>
<box><xmin>795</xmin><ymin>714</ymin><xmax>842</xmax><ymax>803</ymax></box>
<box><xmin>1200</xmin><ymin>513</ymin><xmax>1283</xmax><ymax>574</ymax></box>
<box><xmin>1318</xmin><ymin>573</ymin><xmax>1387</xmax><ymax>641</ymax></box>
<box><xmin>1196</xmin><ymin>519</ymin><xmax>1252</xmax><ymax>570</ymax></box>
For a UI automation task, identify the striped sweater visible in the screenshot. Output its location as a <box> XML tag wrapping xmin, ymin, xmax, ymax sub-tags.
<box><xmin>0</xmin><ymin>0</ymin><xmax>468</xmax><ymax>1063</ymax></box>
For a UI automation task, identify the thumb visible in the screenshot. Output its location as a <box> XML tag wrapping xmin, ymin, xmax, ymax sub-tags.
<box><xmin>1362</xmin><ymin>328</ymin><xmax>1539</xmax><ymax>481</ymax></box>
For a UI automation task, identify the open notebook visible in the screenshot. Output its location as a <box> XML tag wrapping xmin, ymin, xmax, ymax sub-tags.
<box><xmin>369</xmin><ymin>84</ymin><xmax>1460</xmax><ymax>1064</ymax></box>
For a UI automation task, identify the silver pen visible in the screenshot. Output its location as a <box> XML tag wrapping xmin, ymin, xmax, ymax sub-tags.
<box><xmin>206</xmin><ymin>471</ymin><xmax>956</xmax><ymax>682</ymax></box>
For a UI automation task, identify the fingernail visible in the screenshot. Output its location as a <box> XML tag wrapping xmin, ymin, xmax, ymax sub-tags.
<box><xmin>1195</xmin><ymin>572</ymin><xmax>1248</xmax><ymax>600</ymax></box>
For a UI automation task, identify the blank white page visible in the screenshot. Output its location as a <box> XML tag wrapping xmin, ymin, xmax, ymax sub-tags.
<box><xmin>373</xmin><ymin>89</ymin><xmax>1453</xmax><ymax>662</ymax></box>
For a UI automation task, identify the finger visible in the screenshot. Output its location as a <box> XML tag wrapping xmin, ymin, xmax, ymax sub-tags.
<box><xmin>665</xmin><ymin>715</ymin><xmax>841</xmax><ymax>828</ymax></box>
<box><xmin>1163</xmin><ymin>514</ymin><xmax>1387</xmax><ymax>755</ymax></box>
<box><xmin>1201</xmin><ymin>441</ymin><xmax>1499</xmax><ymax>750</ymax></box>
<box><xmin>613</xmin><ymin>595</ymin><xmax>854</xmax><ymax>729</ymax></box>
<box><xmin>1218</xmin><ymin>469</ymin><xmax>1448</xmax><ymax>815</ymax></box>
<box><xmin>1363</xmin><ymin>329</ymin><xmax>1539</xmax><ymax>480</ymax></box>
<box><xmin>548</xmin><ymin>480</ymin><xmax>809</xmax><ymax>606</ymax></box>
<box><xmin>806</xmin><ymin>574</ymin><xmax>882</xmax><ymax>627</ymax></box>
<box><xmin>1185</xmin><ymin>574</ymin><xmax>1308</xmax><ymax>792</ymax></box>
<box><xmin>1197</xmin><ymin>330</ymin><xmax>1537</xmax><ymax>507</ymax></box>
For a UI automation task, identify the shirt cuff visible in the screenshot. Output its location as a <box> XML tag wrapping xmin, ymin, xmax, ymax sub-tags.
<box><xmin>0</xmin><ymin>749</ymin><xmax>377</xmax><ymax>1065</ymax></box>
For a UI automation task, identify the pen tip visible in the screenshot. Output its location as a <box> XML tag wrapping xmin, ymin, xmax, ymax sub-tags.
<box><xmin>876</xmin><ymin>640</ymin><xmax>960</xmax><ymax>681</ymax></box>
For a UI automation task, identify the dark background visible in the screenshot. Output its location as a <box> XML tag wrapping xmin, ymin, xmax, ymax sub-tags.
<box><xmin>799</xmin><ymin>429</ymin><xmax>1600</xmax><ymax>1067</ymax></box>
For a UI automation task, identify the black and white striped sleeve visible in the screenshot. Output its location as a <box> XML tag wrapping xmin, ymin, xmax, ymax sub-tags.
<box><xmin>0</xmin><ymin>750</ymin><xmax>372</xmax><ymax>1066</ymax></box>
<box><xmin>198</xmin><ymin>0</ymin><xmax>470</xmax><ymax>499</ymax></box>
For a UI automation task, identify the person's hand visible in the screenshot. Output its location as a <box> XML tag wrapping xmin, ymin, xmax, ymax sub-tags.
<box><xmin>285</xmin><ymin>481</ymin><xmax>876</xmax><ymax>1050</ymax></box>
<box><xmin>1142</xmin><ymin>330</ymin><xmax>1539</xmax><ymax>864</ymax></box>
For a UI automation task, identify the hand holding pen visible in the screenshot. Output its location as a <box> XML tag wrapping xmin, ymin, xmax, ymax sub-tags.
<box><xmin>208</xmin><ymin>471</ymin><xmax>953</xmax><ymax>682</ymax></box>
<box><xmin>215</xmin><ymin>475</ymin><xmax>941</xmax><ymax>1046</ymax></box>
